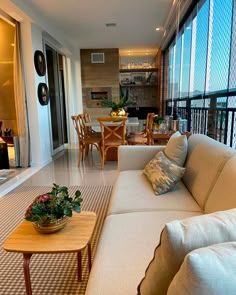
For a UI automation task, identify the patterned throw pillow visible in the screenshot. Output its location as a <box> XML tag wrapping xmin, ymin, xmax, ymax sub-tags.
<box><xmin>143</xmin><ymin>151</ymin><xmax>185</xmax><ymax>195</ymax></box>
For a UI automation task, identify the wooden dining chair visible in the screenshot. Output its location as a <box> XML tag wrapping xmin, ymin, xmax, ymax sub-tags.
<box><xmin>78</xmin><ymin>113</ymin><xmax>101</xmax><ymax>138</ymax></box>
<box><xmin>71</xmin><ymin>115</ymin><xmax>102</xmax><ymax>167</ymax></box>
<box><xmin>97</xmin><ymin>116</ymin><xmax>127</xmax><ymax>169</ymax></box>
<box><xmin>127</xmin><ymin>113</ymin><xmax>155</xmax><ymax>145</ymax></box>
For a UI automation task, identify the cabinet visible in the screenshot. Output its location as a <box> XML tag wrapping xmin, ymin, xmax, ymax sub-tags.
<box><xmin>119</xmin><ymin>68</ymin><xmax>158</xmax><ymax>86</ymax></box>
<box><xmin>119</xmin><ymin>68</ymin><xmax>158</xmax><ymax>108</ymax></box>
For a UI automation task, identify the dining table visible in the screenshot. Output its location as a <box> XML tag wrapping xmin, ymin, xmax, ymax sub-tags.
<box><xmin>85</xmin><ymin>117</ymin><xmax>139</xmax><ymax>161</ymax></box>
<box><xmin>85</xmin><ymin>116</ymin><xmax>139</xmax><ymax>128</ymax></box>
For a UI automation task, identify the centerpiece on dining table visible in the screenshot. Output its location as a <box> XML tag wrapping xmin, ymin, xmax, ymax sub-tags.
<box><xmin>100</xmin><ymin>96</ymin><xmax>135</xmax><ymax>117</ymax></box>
<box><xmin>25</xmin><ymin>183</ymin><xmax>83</xmax><ymax>234</ymax></box>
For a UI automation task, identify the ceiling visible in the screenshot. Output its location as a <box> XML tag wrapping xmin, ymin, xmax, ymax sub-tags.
<box><xmin>9</xmin><ymin>0</ymin><xmax>174</xmax><ymax>56</ymax></box>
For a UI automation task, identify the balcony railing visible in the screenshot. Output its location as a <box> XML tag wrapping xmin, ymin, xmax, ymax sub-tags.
<box><xmin>165</xmin><ymin>95</ymin><xmax>236</xmax><ymax>149</ymax></box>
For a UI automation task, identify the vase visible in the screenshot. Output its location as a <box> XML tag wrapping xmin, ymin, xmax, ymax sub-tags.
<box><xmin>153</xmin><ymin>123</ymin><xmax>160</xmax><ymax>131</ymax></box>
<box><xmin>33</xmin><ymin>216</ymin><xmax>68</xmax><ymax>234</ymax></box>
<box><xmin>110</xmin><ymin>108</ymin><xmax>127</xmax><ymax>117</ymax></box>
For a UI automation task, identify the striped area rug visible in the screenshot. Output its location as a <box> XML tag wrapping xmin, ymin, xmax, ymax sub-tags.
<box><xmin>0</xmin><ymin>185</ymin><xmax>112</xmax><ymax>295</ymax></box>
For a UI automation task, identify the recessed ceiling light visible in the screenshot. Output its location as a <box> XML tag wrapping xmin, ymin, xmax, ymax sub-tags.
<box><xmin>155</xmin><ymin>27</ymin><xmax>161</xmax><ymax>31</ymax></box>
<box><xmin>106</xmin><ymin>23</ymin><xmax>117</xmax><ymax>27</ymax></box>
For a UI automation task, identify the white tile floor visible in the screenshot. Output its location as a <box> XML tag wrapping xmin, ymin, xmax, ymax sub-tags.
<box><xmin>0</xmin><ymin>146</ymin><xmax>118</xmax><ymax>197</ymax></box>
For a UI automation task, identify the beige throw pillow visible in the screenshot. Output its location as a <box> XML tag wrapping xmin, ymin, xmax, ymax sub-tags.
<box><xmin>167</xmin><ymin>242</ymin><xmax>236</xmax><ymax>295</ymax></box>
<box><xmin>137</xmin><ymin>208</ymin><xmax>236</xmax><ymax>295</ymax></box>
<box><xmin>164</xmin><ymin>131</ymin><xmax>188</xmax><ymax>167</ymax></box>
<box><xmin>143</xmin><ymin>151</ymin><xmax>185</xmax><ymax>195</ymax></box>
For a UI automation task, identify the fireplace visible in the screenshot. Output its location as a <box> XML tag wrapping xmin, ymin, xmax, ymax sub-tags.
<box><xmin>85</xmin><ymin>87</ymin><xmax>112</xmax><ymax>107</ymax></box>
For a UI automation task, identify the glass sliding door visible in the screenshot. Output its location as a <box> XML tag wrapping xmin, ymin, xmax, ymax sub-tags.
<box><xmin>58</xmin><ymin>54</ymin><xmax>68</xmax><ymax>143</ymax></box>
<box><xmin>45</xmin><ymin>45</ymin><xmax>67</xmax><ymax>153</ymax></box>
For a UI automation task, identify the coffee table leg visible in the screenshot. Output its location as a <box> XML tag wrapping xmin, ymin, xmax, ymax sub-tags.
<box><xmin>23</xmin><ymin>253</ymin><xmax>32</xmax><ymax>295</ymax></box>
<box><xmin>88</xmin><ymin>241</ymin><xmax>92</xmax><ymax>272</ymax></box>
<box><xmin>77</xmin><ymin>251</ymin><xmax>82</xmax><ymax>282</ymax></box>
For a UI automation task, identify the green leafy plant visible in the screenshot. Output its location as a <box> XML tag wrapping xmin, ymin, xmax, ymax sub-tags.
<box><xmin>153</xmin><ymin>115</ymin><xmax>164</xmax><ymax>125</ymax></box>
<box><xmin>25</xmin><ymin>183</ymin><xmax>83</xmax><ymax>226</ymax></box>
<box><xmin>100</xmin><ymin>97</ymin><xmax>135</xmax><ymax>111</ymax></box>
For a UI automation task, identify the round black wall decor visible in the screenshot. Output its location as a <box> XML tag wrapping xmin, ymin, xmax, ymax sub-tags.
<box><xmin>34</xmin><ymin>50</ymin><xmax>46</xmax><ymax>76</ymax></box>
<box><xmin>38</xmin><ymin>83</ymin><xmax>49</xmax><ymax>105</ymax></box>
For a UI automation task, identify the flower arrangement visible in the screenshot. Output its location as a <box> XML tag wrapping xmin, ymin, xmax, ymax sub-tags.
<box><xmin>100</xmin><ymin>97</ymin><xmax>135</xmax><ymax>111</ymax></box>
<box><xmin>25</xmin><ymin>183</ymin><xmax>83</xmax><ymax>226</ymax></box>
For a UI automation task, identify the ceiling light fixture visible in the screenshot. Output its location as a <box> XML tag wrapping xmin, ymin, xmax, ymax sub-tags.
<box><xmin>155</xmin><ymin>27</ymin><xmax>161</xmax><ymax>31</ymax></box>
<box><xmin>105</xmin><ymin>23</ymin><xmax>117</xmax><ymax>27</ymax></box>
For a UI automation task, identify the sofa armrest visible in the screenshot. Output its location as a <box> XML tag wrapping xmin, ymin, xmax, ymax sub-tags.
<box><xmin>118</xmin><ymin>145</ymin><xmax>165</xmax><ymax>171</ymax></box>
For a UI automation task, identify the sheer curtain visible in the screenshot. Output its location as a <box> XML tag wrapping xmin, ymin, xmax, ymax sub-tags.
<box><xmin>13</xmin><ymin>22</ymin><xmax>30</xmax><ymax>167</ymax></box>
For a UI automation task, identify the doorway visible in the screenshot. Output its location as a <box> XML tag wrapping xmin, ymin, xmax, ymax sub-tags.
<box><xmin>45</xmin><ymin>45</ymin><xmax>68</xmax><ymax>154</ymax></box>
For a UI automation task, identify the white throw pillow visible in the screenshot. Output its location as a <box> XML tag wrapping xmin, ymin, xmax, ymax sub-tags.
<box><xmin>137</xmin><ymin>208</ymin><xmax>236</xmax><ymax>295</ymax></box>
<box><xmin>167</xmin><ymin>242</ymin><xmax>236</xmax><ymax>295</ymax></box>
<box><xmin>164</xmin><ymin>131</ymin><xmax>188</xmax><ymax>167</ymax></box>
<box><xmin>143</xmin><ymin>151</ymin><xmax>185</xmax><ymax>195</ymax></box>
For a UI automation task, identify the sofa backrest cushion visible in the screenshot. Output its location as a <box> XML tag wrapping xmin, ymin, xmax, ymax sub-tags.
<box><xmin>205</xmin><ymin>155</ymin><xmax>236</xmax><ymax>213</ymax></box>
<box><xmin>164</xmin><ymin>131</ymin><xmax>188</xmax><ymax>167</ymax></box>
<box><xmin>137</xmin><ymin>208</ymin><xmax>236</xmax><ymax>295</ymax></box>
<box><xmin>182</xmin><ymin>134</ymin><xmax>235</xmax><ymax>209</ymax></box>
<box><xmin>167</xmin><ymin>242</ymin><xmax>236</xmax><ymax>295</ymax></box>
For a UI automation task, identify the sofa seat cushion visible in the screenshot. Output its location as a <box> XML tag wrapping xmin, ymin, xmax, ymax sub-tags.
<box><xmin>182</xmin><ymin>134</ymin><xmax>236</xmax><ymax>209</ymax></box>
<box><xmin>107</xmin><ymin>170</ymin><xmax>202</xmax><ymax>215</ymax></box>
<box><xmin>85</xmin><ymin>211</ymin><xmax>201</xmax><ymax>295</ymax></box>
<box><xmin>167</xmin><ymin>242</ymin><xmax>236</xmax><ymax>295</ymax></box>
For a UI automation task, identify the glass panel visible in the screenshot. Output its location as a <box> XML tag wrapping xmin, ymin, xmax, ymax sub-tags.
<box><xmin>205</xmin><ymin>97</ymin><xmax>227</xmax><ymax>108</ymax></box>
<box><xmin>173</xmin><ymin>36</ymin><xmax>182</xmax><ymax>99</ymax></box>
<box><xmin>177</xmin><ymin>101</ymin><xmax>186</xmax><ymax>107</ymax></box>
<box><xmin>226</xmin><ymin>111</ymin><xmax>232</xmax><ymax>146</ymax></box>
<box><xmin>180</xmin><ymin>20</ymin><xmax>192</xmax><ymax>98</ymax></box>
<box><xmin>168</xmin><ymin>46</ymin><xmax>174</xmax><ymax>100</ymax></box>
<box><xmin>192</xmin><ymin>0</ymin><xmax>209</xmax><ymax>95</ymax></box>
<box><xmin>207</xmin><ymin>0</ymin><xmax>232</xmax><ymax>92</ymax></box>
<box><xmin>46</xmin><ymin>45</ymin><xmax>64</xmax><ymax>150</ymax></box>
<box><xmin>229</xmin><ymin>0</ymin><xmax>236</xmax><ymax>88</ymax></box>
<box><xmin>204</xmin><ymin>98</ymin><xmax>211</xmax><ymax>108</ymax></box>
<box><xmin>191</xmin><ymin>99</ymin><xmax>204</xmax><ymax>108</ymax></box>
<box><xmin>0</xmin><ymin>19</ymin><xmax>17</xmax><ymax>136</ymax></box>
<box><xmin>216</xmin><ymin>97</ymin><xmax>227</xmax><ymax>108</ymax></box>
<box><xmin>228</xmin><ymin>96</ymin><xmax>236</xmax><ymax>108</ymax></box>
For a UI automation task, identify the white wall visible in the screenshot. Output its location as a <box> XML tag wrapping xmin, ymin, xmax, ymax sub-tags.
<box><xmin>20</xmin><ymin>21</ymin><xmax>52</xmax><ymax>167</ymax></box>
<box><xmin>1</xmin><ymin>0</ymin><xmax>84</xmax><ymax>166</ymax></box>
<box><xmin>64</xmin><ymin>52</ymin><xmax>83</xmax><ymax>144</ymax></box>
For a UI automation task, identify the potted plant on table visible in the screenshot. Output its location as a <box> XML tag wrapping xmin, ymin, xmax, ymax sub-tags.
<box><xmin>153</xmin><ymin>115</ymin><xmax>165</xmax><ymax>131</ymax></box>
<box><xmin>100</xmin><ymin>97</ymin><xmax>135</xmax><ymax>116</ymax></box>
<box><xmin>25</xmin><ymin>183</ymin><xmax>83</xmax><ymax>233</ymax></box>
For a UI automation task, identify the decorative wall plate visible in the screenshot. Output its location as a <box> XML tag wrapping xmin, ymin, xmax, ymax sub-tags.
<box><xmin>34</xmin><ymin>50</ymin><xmax>46</xmax><ymax>76</ymax></box>
<box><xmin>38</xmin><ymin>83</ymin><xmax>49</xmax><ymax>105</ymax></box>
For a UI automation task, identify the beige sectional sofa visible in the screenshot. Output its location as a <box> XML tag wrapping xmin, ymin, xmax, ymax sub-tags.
<box><xmin>85</xmin><ymin>134</ymin><xmax>236</xmax><ymax>295</ymax></box>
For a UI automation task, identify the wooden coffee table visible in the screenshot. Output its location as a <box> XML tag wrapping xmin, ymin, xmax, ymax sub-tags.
<box><xmin>3</xmin><ymin>211</ymin><xmax>96</xmax><ymax>295</ymax></box>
